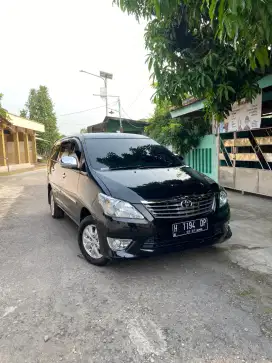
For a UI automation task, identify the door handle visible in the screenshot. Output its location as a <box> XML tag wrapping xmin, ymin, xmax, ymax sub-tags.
<box><xmin>62</xmin><ymin>173</ymin><xmax>66</xmax><ymax>179</ymax></box>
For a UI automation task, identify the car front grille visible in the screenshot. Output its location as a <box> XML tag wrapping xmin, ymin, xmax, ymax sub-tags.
<box><xmin>142</xmin><ymin>192</ymin><xmax>215</xmax><ymax>219</ymax></box>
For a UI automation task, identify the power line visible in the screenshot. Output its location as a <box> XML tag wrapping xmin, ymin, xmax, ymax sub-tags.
<box><xmin>58</xmin><ymin>104</ymin><xmax>106</xmax><ymax>117</ymax></box>
<box><xmin>58</xmin><ymin>102</ymin><xmax>117</xmax><ymax>126</ymax></box>
<box><xmin>59</xmin><ymin>121</ymin><xmax>92</xmax><ymax>125</ymax></box>
<box><xmin>121</xmin><ymin>106</ymin><xmax>145</xmax><ymax>129</ymax></box>
<box><xmin>128</xmin><ymin>85</ymin><xmax>147</xmax><ymax>109</ymax></box>
<box><xmin>121</xmin><ymin>106</ymin><xmax>132</xmax><ymax>119</ymax></box>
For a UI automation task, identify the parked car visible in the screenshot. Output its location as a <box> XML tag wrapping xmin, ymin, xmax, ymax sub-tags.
<box><xmin>47</xmin><ymin>133</ymin><xmax>231</xmax><ymax>266</ymax></box>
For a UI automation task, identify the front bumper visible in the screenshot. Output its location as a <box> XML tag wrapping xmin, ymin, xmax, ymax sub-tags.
<box><xmin>96</xmin><ymin>203</ymin><xmax>231</xmax><ymax>260</ymax></box>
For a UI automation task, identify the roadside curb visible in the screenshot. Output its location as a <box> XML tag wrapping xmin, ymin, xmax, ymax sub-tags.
<box><xmin>0</xmin><ymin>165</ymin><xmax>46</xmax><ymax>177</ymax></box>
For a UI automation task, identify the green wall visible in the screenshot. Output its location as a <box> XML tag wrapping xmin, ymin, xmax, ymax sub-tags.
<box><xmin>184</xmin><ymin>134</ymin><xmax>218</xmax><ymax>182</ymax></box>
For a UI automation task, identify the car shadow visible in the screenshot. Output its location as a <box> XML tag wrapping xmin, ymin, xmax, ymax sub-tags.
<box><xmin>107</xmin><ymin>243</ymin><xmax>229</xmax><ymax>277</ymax></box>
<box><xmin>51</xmin><ymin>213</ymin><xmax>230</xmax><ymax>276</ymax></box>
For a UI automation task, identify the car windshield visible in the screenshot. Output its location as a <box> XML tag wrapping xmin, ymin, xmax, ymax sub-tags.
<box><xmin>85</xmin><ymin>137</ymin><xmax>183</xmax><ymax>171</ymax></box>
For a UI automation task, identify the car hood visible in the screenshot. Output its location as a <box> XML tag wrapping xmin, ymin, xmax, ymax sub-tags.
<box><xmin>95</xmin><ymin>166</ymin><xmax>219</xmax><ymax>203</ymax></box>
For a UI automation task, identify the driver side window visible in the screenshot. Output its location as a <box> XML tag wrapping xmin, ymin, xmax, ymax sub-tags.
<box><xmin>58</xmin><ymin>141</ymin><xmax>81</xmax><ymax>163</ymax></box>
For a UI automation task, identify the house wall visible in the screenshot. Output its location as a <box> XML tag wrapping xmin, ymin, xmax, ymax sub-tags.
<box><xmin>106</xmin><ymin>119</ymin><xmax>146</xmax><ymax>134</ymax></box>
<box><xmin>184</xmin><ymin>134</ymin><xmax>218</xmax><ymax>182</ymax></box>
<box><xmin>0</xmin><ymin>125</ymin><xmax>38</xmax><ymax>170</ymax></box>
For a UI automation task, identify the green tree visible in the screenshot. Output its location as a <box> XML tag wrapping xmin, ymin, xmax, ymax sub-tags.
<box><xmin>0</xmin><ymin>93</ymin><xmax>8</xmax><ymax>121</ymax></box>
<box><xmin>113</xmin><ymin>0</ymin><xmax>272</xmax><ymax>120</ymax></box>
<box><xmin>19</xmin><ymin>109</ymin><xmax>27</xmax><ymax>118</ymax></box>
<box><xmin>80</xmin><ymin>127</ymin><xmax>87</xmax><ymax>134</ymax></box>
<box><xmin>21</xmin><ymin>86</ymin><xmax>60</xmax><ymax>156</ymax></box>
<box><xmin>145</xmin><ymin>100</ymin><xmax>210</xmax><ymax>155</ymax></box>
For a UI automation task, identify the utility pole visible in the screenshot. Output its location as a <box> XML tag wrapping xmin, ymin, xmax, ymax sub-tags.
<box><xmin>118</xmin><ymin>97</ymin><xmax>123</xmax><ymax>133</ymax></box>
<box><xmin>104</xmin><ymin>78</ymin><xmax>108</xmax><ymax>117</ymax></box>
<box><xmin>94</xmin><ymin>94</ymin><xmax>123</xmax><ymax>132</ymax></box>
<box><xmin>79</xmin><ymin>70</ymin><xmax>113</xmax><ymax>117</ymax></box>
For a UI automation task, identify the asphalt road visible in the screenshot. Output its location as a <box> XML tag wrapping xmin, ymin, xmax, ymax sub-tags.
<box><xmin>0</xmin><ymin>169</ymin><xmax>272</xmax><ymax>363</ymax></box>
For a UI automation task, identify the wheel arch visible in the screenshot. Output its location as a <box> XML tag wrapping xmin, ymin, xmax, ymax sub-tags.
<box><xmin>80</xmin><ymin>207</ymin><xmax>92</xmax><ymax>222</ymax></box>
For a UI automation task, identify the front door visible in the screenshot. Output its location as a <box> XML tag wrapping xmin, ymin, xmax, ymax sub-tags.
<box><xmin>58</xmin><ymin>139</ymin><xmax>81</xmax><ymax>221</ymax></box>
<box><xmin>48</xmin><ymin>143</ymin><xmax>63</xmax><ymax>206</ymax></box>
<box><xmin>61</xmin><ymin>167</ymin><xmax>80</xmax><ymax>221</ymax></box>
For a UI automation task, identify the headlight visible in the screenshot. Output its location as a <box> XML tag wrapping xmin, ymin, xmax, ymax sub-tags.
<box><xmin>219</xmin><ymin>187</ymin><xmax>228</xmax><ymax>208</ymax></box>
<box><xmin>98</xmin><ymin>193</ymin><xmax>144</xmax><ymax>219</ymax></box>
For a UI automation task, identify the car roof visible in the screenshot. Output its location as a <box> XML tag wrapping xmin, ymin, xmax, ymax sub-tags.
<box><xmin>60</xmin><ymin>133</ymin><xmax>150</xmax><ymax>142</ymax></box>
<box><xmin>82</xmin><ymin>133</ymin><xmax>149</xmax><ymax>139</ymax></box>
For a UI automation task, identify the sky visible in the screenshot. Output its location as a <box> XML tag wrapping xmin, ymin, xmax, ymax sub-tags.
<box><xmin>0</xmin><ymin>0</ymin><xmax>154</xmax><ymax>135</ymax></box>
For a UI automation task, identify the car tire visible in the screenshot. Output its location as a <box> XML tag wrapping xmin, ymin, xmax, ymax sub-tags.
<box><xmin>78</xmin><ymin>216</ymin><xmax>109</xmax><ymax>266</ymax></box>
<box><xmin>50</xmin><ymin>190</ymin><xmax>64</xmax><ymax>219</ymax></box>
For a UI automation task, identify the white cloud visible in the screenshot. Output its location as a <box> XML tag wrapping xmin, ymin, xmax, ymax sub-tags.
<box><xmin>0</xmin><ymin>0</ymin><xmax>154</xmax><ymax>135</ymax></box>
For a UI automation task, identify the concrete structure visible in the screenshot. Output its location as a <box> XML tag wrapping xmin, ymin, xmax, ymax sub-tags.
<box><xmin>0</xmin><ymin>113</ymin><xmax>45</xmax><ymax>172</ymax></box>
<box><xmin>87</xmin><ymin>116</ymin><xmax>148</xmax><ymax>135</ymax></box>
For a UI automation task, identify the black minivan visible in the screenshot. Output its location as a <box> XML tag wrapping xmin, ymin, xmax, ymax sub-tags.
<box><xmin>47</xmin><ymin>133</ymin><xmax>231</xmax><ymax>266</ymax></box>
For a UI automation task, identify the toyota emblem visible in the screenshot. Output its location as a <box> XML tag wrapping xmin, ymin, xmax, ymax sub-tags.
<box><xmin>181</xmin><ymin>199</ymin><xmax>193</xmax><ymax>208</ymax></box>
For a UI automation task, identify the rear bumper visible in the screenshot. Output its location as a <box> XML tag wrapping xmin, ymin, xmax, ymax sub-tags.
<box><xmin>96</xmin><ymin>203</ymin><xmax>231</xmax><ymax>260</ymax></box>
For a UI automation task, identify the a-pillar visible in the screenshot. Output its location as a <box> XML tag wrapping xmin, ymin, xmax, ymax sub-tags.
<box><xmin>0</xmin><ymin>125</ymin><xmax>7</xmax><ymax>167</ymax></box>
<box><xmin>32</xmin><ymin>133</ymin><xmax>37</xmax><ymax>163</ymax></box>
<box><xmin>24</xmin><ymin>129</ymin><xmax>30</xmax><ymax>163</ymax></box>
<box><xmin>14</xmin><ymin>128</ymin><xmax>21</xmax><ymax>164</ymax></box>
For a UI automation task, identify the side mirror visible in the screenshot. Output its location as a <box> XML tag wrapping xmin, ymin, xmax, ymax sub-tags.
<box><xmin>174</xmin><ymin>153</ymin><xmax>184</xmax><ymax>162</ymax></box>
<box><xmin>60</xmin><ymin>156</ymin><xmax>78</xmax><ymax>169</ymax></box>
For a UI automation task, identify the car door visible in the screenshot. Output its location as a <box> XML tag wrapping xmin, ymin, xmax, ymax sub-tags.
<box><xmin>58</xmin><ymin>139</ymin><xmax>81</xmax><ymax>222</ymax></box>
<box><xmin>48</xmin><ymin>143</ymin><xmax>63</xmax><ymax>205</ymax></box>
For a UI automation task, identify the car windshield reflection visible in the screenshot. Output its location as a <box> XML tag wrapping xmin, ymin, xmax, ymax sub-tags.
<box><xmin>85</xmin><ymin>138</ymin><xmax>183</xmax><ymax>171</ymax></box>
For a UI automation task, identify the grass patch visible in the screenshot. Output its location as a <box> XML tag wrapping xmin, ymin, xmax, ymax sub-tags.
<box><xmin>236</xmin><ymin>288</ymin><xmax>255</xmax><ymax>297</ymax></box>
<box><xmin>263</xmin><ymin>307</ymin><xmax>272</xmax><ymax>314</ymax></box>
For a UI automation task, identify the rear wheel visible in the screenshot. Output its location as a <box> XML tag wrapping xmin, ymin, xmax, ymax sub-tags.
<box><xmin>50</xmin><ymin>190</ymin><xmax>64</xmax><ymax>219</ymax></box>
<box><xmin>78</xmin><ymin>216</ymin><xmax>109</xmax><ymax>266</ymax></box>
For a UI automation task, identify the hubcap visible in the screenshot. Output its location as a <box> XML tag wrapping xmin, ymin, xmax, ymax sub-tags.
<box><xmin>82</xmin><ymin>225</ymin><xmax>103</xmax><ymax>259</ymax></box>
<box><xmin>50</xmin><ymin>193</ymin><xmax>55</xmax><ymax>216</ymax></box>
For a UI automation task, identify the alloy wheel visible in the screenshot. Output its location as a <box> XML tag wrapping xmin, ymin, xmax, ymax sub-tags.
<box><xmin>82</xmin><ymin>225</ymin><xmax>103</xmax><ymax>259</ymax></box>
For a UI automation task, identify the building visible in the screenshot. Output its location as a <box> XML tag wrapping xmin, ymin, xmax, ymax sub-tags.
<box><xmin>170</xmin><ymin>74</ymin><xmax>272</xmax><ymax>197</ymax></box>
<box><xmin>87</xmin><ymin>116</ymin><xmax>148</xmax><ymax>135</ymax></box>
<box><xmin>0</xmin><ymin>113</ymin><xmax>45</xmax><ymax>172</ymax></box>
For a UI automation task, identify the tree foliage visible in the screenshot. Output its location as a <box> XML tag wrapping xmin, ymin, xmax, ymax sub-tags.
<box><xmin>113</xmin><ymin>0</ymin><xmax>272</xmax><ymax>120</ymax></box>
<box><xmin>80</xmin><ymin>127</ymin><xmax>87</xmax><ymax>134</ymax></box>
<box><xmin>20</xmin><ymin>86</ymin><xmax>60</xmax><ymax>156</ymax></box>
<box><xmin>146</xmin><ymin>101</ymin><xmax>210</xmax><ymax>155</ymax></box>
<box><xmin>0</xmin><ymin>93</ymin><xmax>8</xmax><ymax>121</ymax></box>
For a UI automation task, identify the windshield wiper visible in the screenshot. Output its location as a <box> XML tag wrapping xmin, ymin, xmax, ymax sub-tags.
<box><xmin>107</xmin><ymin>166</ymin><xmax>136</xmax><ymax>170</ymax></box>
<box><xmin>105</xmin><ymin>165</ymin><xmax>168</xmax><ymax>171</ymax></box>
<box><xmin>106</xmin><ymin>165</ymin><xmax>174</xmax><ymax>171</ymax></box>
<box><xmin>133</xmin><ymin>165</ymin><xmax>166</xmax><ymax>169</ymax></box>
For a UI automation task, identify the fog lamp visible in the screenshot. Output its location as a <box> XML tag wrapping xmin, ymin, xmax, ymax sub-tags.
<box><xmin>107</xmin><ymin>238</ymin><xmax>132</xmax><ymax>251</ymax></box>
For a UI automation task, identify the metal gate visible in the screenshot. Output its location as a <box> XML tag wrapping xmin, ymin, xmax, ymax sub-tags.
<box><xmin>219</xmin><ymin>127</ymin><xmax>272</xmax><ymax>196</ymax></box>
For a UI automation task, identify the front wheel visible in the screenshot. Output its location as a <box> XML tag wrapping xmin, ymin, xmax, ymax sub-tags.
<box><xmin>78</xmin><ymin>216</ymin><xmax>109</xmax><ymax>266</ymax></box>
